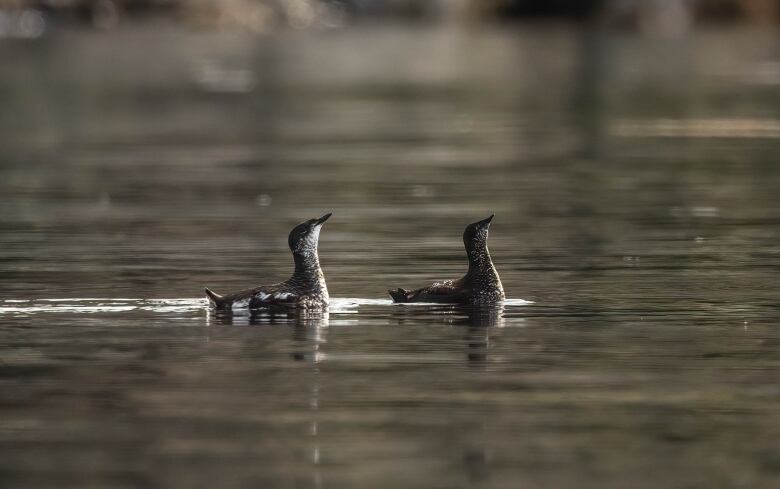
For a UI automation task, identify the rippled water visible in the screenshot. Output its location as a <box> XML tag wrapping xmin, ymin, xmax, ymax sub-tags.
<box><xmin>1</xmin><ymin>26</ymin><xmax>780</xmax><ymax>488</ymax></box>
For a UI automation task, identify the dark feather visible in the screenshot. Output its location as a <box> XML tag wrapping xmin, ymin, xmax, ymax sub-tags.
<box><xmin>389</xmin><ymin>281</ymin><xmax>469</xmax><ymax>303</ymax></box>
<box><xmin>204</xmin><ymin>287</ymin><xmax>225</xmax><ymax>307</ymax></box>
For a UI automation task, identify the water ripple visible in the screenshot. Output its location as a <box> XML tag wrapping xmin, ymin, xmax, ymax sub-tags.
<box><xmin>0</xmin><ymin>297</ymin><xmax>533</xmax><ymax>316</ymax></box>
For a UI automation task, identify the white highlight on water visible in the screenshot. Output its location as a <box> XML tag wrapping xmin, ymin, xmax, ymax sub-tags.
<box><xmin>0</xmin><ymin>297</ymin><xmax>533</xmax><ymax>315</ymax></box>
<box><xmin>0</xmin><ymin>298</ymin><xmax>206</xmax><ymax>315</ymax></box>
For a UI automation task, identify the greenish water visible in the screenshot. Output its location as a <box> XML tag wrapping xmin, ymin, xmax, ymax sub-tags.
<box><xmin>1</xmin><ymin>25</ymin><xmax>779</xmax><ymax>488</ymax></box>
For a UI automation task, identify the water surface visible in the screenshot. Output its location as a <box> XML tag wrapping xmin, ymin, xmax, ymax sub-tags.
<box><xmin>1</xmin><ymin>25</ymin><xmax>780</xmax><ymax>488</ymax></box>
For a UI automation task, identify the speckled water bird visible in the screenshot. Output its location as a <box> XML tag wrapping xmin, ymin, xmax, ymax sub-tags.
<box><xmin>205</xmin><ymin>213</ymin><xmax>331</xmax><ymax>310</ymax></box>
<box><xmin>388</xmin><ymin>215</ymin><xmax>504</xmax><ymax>305</ymax></box>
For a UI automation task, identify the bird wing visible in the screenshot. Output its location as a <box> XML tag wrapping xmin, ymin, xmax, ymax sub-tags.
<box><xmin>391</xmin><ymin>280</ymin><xmax>470</xmax><ymax>304</ymax></box>
<box><xmin>248</xmin><ymin>289</ymin><xmax>300</xmax><ymax>308</ymax></box>
<box><xmin>415</xmin><ymin>281</ymin><xmax>469</xmax><ymax>303</ymax></box>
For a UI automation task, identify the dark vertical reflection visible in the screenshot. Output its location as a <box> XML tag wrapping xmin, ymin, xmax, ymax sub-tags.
<box><xmin>571</xmin><ymin>27</ymin><xmax>609</xmax><ymax>162</ymax></box>
<box><xmin>292</xmin><ymin>318</ymin><xmax>326</xmax><ymax>489</ymax></box>
<box><xmin>465</xmin><ymin>305</ymin><xmax>504</xmax><ymax>367</ymax></box>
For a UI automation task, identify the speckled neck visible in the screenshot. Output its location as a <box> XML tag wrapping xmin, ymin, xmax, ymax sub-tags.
<box><xmin>289</xmin><ymin>252</ymin><xmax>328</xmax><ymax>298</ymax></box>
<box><xmin>465</xmin><ymin>239</ymin><xmax>504</xmax><ymax>303</ymax></box>
<box><xmin>467</xmin><ymin>244</ymin><xmax>495</xmax><ymax>276</ymax></box>
<box><xmin>293</xmin><ymin>251</ymin><xmax>320</xmax><ymax>274</ymax></box>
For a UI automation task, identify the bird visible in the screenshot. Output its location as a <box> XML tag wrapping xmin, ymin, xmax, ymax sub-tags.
<box><xmin>388</xmin><ymin>215</ymin><xmax>504</xmax><ymax>305</ymax></box>
<box><xmin>205</xmin><ymin>213</ymin><xmax>331</xmax><ymax>310</ymax></box>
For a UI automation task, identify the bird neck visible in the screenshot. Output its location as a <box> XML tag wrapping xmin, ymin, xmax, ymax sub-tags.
<box><xmin>292</xmin><ymin>251</ymin><xmax>321</xmax><ymax>277</ymax></box>
<box><xmin>289</xmin><ymin>251</ymin><xmax>328</xmax><ymax>298</ymax></box>
<box><xmin>466</xmin><ymin>245</ymin><xmax>494</xmax><ymax>276</ymax></box>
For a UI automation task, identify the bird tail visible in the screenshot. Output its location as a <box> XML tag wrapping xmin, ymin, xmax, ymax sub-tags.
<box><xmin>204</xmin><ymin>287</ymin><xmax>226</xmax><ymax>307</ymax></box>
<box><xmin>388</xmin><ymin>288</ymin><xmax>410</xmax><ymax>303</ymax></box>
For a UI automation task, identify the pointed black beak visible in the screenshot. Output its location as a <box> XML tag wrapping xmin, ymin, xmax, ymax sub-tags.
<box><xmin>315</xmin><ymin>212</ymin><xmax>332</xmax><ymax>225</ymax></box>
<box><xmin>479</xmin><ymin>214</ymin><xmax>494</xmax><ymax>226</ymax></box>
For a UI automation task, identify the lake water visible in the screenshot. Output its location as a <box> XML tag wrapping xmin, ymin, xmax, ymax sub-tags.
<box><xmin>1</xmin><ymin>25</ymin><xmax>780</xmax><ymax>488</ymax></box>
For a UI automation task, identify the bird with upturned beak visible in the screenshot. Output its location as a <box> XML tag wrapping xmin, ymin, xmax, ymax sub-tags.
<box><xmin>205</xmin><ymin>213</ymin><xmax>332</xmax><ymax>310</ymax></box>
<box><xmin>389</xmin><ymin>215</ymin><xmax>504</xmax><ymax>305</ymax></box>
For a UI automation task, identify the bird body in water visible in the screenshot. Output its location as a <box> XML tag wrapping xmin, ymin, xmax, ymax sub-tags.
<box><xmin>388</xmin><ymin>215</ymin><xmax>504</xmax><ymax>305</ymax></box>
<box><xmin>205</xmin><ymin>213</ymin><xmax>331</xmax><ymax>310</ymax></box>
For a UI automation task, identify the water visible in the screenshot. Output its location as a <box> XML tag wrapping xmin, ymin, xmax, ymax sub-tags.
<box><xmin>1</xmin><ymin>25</ymin><xmax>780</xmax><ymax>488</ymax></box>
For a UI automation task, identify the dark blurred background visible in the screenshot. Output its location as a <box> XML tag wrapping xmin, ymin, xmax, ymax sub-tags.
<box><xmin>2</xmin><ymin>2</ymin><xmax>780</xmax><ymax>489</ymax></box>
<box><xmin>1</xmin><ymin>0</ymin><xmax>780</xmax><ymax>35</ymax></box>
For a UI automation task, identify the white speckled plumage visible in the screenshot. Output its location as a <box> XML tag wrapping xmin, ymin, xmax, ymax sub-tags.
<box><xmin>206</xmin><ymin>214</ymin><xmax>332</xmax><ymax>310</ymax></box>
<box><xmin>388</xmin><ymin>215</ymin><xmax>504</xmax><ymax>305</ymax></box>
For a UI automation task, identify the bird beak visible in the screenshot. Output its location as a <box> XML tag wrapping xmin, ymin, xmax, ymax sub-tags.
<box><xmin>479</xmin><ymin>214</ymin><xmax>494</xmax><ymax>226</ymax></box>
<box><xmin>315</xmin><ymin>213</ymin><xmax>332</xmax><ymax>225</ymax></box>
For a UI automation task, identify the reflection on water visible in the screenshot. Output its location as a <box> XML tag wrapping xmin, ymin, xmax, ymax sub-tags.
<box><xmin>2</xmin><ymin>25</ymin><xmax>780</xmax><ymax>489</ymax></box>
<box><xmin>611</xmin><ymin>117</ymin><xmax>780</xmax><ymax>138</ymax></box>
<box><xmin>211</xmin><ymin>307</ymin><xmax>331</xmax><ymax>327</ymax></box>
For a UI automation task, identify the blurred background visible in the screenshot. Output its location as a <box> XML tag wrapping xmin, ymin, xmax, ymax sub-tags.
<box><xmin>2</xmin><ymin>0</ymin><xmax>780</xmax><ymax>299</ymax></box>
<box><xmin>1</xmin><ymin>0</ymin><xmax>780</xmax><ymax>34</ymax></box>
<box><xmin>2</xmin><ymin>2</ymin><xmax>780</xmax><ymax>489</ymax></box>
